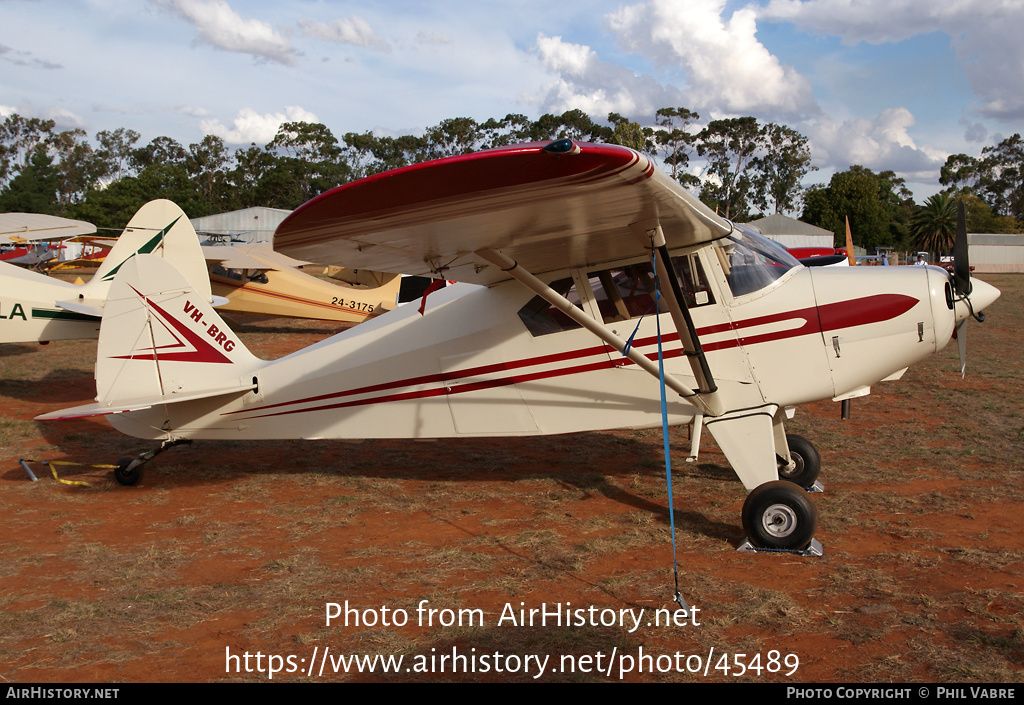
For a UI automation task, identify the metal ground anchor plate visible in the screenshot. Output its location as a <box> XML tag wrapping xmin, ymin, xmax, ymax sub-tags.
<box><xmin>737</xmin><ymin>538</ymin><xmax>824</xmax><ymax>556</ymax></box>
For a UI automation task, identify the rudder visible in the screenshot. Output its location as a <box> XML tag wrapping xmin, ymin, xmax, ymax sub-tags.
<box><xmin>82</xmin><ymin>199</ymin><xmax>212</xmax><ymax>304</ymax></box>
<box><xmin>95</xmin><ymin>253</ymin><xmax>261</xmax><ymax>409</ymax></box>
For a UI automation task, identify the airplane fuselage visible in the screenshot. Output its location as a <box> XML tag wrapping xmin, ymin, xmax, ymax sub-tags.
<box><xmin>106</xmin><ymin>238</ymin><xmax>965</xmax><ymax>459</ymax></box>
<box><xmin>0</xmin><ymin>261</ymin><xmax>99</xmax><ymax>344</ymax></box>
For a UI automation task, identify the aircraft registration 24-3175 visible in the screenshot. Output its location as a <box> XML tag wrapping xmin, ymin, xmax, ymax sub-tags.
<box><xmin>38</xmin><ymin>140</ymin><xmax>1000</xmax><ymax>553</ymax></box>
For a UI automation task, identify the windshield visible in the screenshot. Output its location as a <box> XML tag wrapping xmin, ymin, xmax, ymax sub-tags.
<box><xmin>712</xmin><ymin>224</ymin><xmax>800</xmax><ymax>297</ymax></box>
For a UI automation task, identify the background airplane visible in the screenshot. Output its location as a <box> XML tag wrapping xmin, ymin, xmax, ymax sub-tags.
<box><xmin>0</xmin><ymin>199</ymin><xmax>212</xmax><ymax>344</ymax></box>
<box><xmin>0</xmin><ymin>212</ymin><xmax>96</xmax><ymax>268</ymax></box>
<box><xmin>38</xmin><ymin>141</ymin><xmax>1000</xmax><ymax>553</ymax></box>
<box><xmin>203</xmin><ymin>242</ymin><xmax>402</xmax><ymax>323</ymax></box>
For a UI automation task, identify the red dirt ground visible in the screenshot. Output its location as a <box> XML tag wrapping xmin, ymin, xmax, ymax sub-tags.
<box><xmin>1</xmin><ymin>274</ymin><xmax>1021</xmax><ymax>683</ymax></box>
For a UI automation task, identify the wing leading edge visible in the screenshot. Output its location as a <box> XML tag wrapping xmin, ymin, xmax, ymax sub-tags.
<box><xmin>274</xmin><ymin>141</ymin><xmax>732</xmax><ymax>286</ymax></box>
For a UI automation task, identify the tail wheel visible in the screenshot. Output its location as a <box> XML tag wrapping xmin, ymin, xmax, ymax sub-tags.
<box><xmin>114</xmin><ymin>457</ymin><xmax>143</xmax><ymax>486</ymax></box>
<box><xmin>742</xmin><ymin>481</ymin><xmax>817</xmax><ymax>550</ymax></box>
<box><xmin>778</xmin><ymin>434</ymin><xmax>820</xmax><ymax>488</ymax></box>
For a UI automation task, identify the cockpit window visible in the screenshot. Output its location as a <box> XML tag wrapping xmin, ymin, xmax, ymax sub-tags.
<box><xmin>517</xmin><ymin>277</ymin><xmax>584</xmax><ymax>336</ymax></box>
<box><xmin>211</xmin><ymin>265</ymin><xmax>243</xmax><ymax>281</ymax></box>
<box><xmin>587</xmin><ymin>255</ymin><xmax>714</xmax><ymax>325</ymax></box>
<box><xmin>517</xmin><ymin>254</ymin><xmax>716</xmax><ymax>337</ymax></box>
<box><xmin>712</xmin><ymin>225</ymin><xmax>800</xmax><ymax>297</ymax></box>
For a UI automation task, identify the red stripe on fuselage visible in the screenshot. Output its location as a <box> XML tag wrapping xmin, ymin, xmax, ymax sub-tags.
<box><xmin>223</xmin><ymin>293</ymin><xmax>918</xmax><ymax>419</ymax></box>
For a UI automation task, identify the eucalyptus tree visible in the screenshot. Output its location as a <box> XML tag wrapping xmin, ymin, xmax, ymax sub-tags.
<box><xmin>267</xmin><ymin>121</ymin><xmax>350</xmax><ymax>205</ymax></box>
<box><xmin>0</xmin><ymin>114</ymin><xmax>56</xmax><ymax>189</ymax></box>
<box><xmin>130</xmin><ymin>136</ymin><xmax>187</xmax><ymax>172</ymax></box>
<box><xmin>653</xmin><ymin>107</ymin><xmax>700</xmax><ymax>187</ymax></box>
<box><xmin>0</xmin><ymin>145</ymin><xmax>58</xmax><ymax>214</ymax></box>
<box><xmin>76</xmin><ymin>136</ymin><xmax>195</xmax><ymax>228</ymax></box>
<box><xmin>363</xmin><ymin>133</ymin><xmax>428</xmax><ymax>174</ymax></box>
<box><xmin>529</xmin><ymin>109</ymin><xmax>613</xmax><ymax>143</ymax></box>
<box><xmin>696</xmin><ymin>116</ymin><xmax>765</xmax><ymax>220</ymax></box>
<box><xmin>607</xmin><ymin>113</ymin><xmax>653</xmax><ymax>154</ymax></box>
<box><xmin>51</xmin><ymin>128</ymin><xmax>105</xmax><ymax>212</ymax></box>
<box><xmin>186</xmin><ymin>135</ymin><xmax>232</xmax><ymax>215</ymax></box>
<box><xmin>478</xmin><ymin>114</ymin><xmax>533</xmax><ymax>149</ymax></box>
<box><xmin>0</xmin><ymin>117</ymin><xmax>107</xmax><ymax>215</ymax></box>
<box><xmin>959</xmin><ymin>193</ymin><xmax>1021</xmax><ymax>233</ymax></box>
<box><xmin>753</xmin><ymin>123</ymin><xmax>815</xmax><ymax>215</ymax></box>
<box><xmin>424</xmin><ymin>117</ymin><xmax>482</xmax><ymax>159</ymax></box>
<box><xmin>96</xmin><ymin>127</ymin><xmax>141</xmax><ymax>182</ymax></box>
<box><xmin>802</xmin><ymin>165</ymin><xmax>913</xmax><ymax>251</ymax></box>
<box><xmin>940</xmin><ymin>133</ymin><xmax>1023</xmax><ymax>223</ymax></box>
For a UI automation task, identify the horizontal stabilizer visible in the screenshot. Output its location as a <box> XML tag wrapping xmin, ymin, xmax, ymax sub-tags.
<box><xmin>55</xmin><ymin>299</ymin><xmax>104</xmax><ymax>319</ymax></box>
<box><xmin>35</xmin><ymin>381</ymin><xmax>258</xmax><ymax>421</ymax></box>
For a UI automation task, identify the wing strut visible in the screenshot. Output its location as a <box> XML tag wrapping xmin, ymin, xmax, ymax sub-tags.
<box><xmin>474</xmin><ymin>248</ymin><xmax>720</xmax><ymax>417</ymax></box>
<box><xmin>643</xmin><ymin>225</ymin><xmax>722</xmax><ymax>415</ymax></box>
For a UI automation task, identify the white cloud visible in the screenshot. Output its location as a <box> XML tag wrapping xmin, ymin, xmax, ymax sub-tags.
<box><xmin>533</xmin><ymin>33</ymin><xmax>684</xmax><ymax>119</ymax></box>
<box><xmin>0</xmin><ymin>43</ymin><xmax>63</xmax><ymax>70</ymax></box>
<box><xmin>200</xmin><ymin>106</ymin><xmax>319</xmax><ymax>145</ymax></box>
<box><xmin>758</xmin><ymin>0</ymin><xmax>1024</xmax><ymax>121</ymax></box>
<box><xmin>607</xmin><ymin>0</ymin><xmax>818</xmax><ymax>119</ymax></box>
<box><xmin>150</xmin><ymin>0</ymin><xmax>297</xmax><ymax>65</ymax></box>
<box><xmin>416</xmin><ymin>30</ymin><xmax>451</xmax><ymax>46</ymax></box>
<box><xmin>808</xmin><ymin>107</ymin><xmax>947</xmax><ymax>177</ymax></box>
<box><xmin>177</xmin><ymin>105</ymin><xmax>213</xmax><ymax>118</ymax></box>
<box><xmin>298</xmin><ymin>16</ymin><xmax>389</xmax><ymax>51</ymax></box>
<box><xmin>40</xmin><ymin>106</ymin><xmax>87</xmax><ymax>130</ymax></box>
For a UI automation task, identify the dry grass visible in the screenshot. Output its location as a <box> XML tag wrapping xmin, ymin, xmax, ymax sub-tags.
<box><xmin>0</xmin><ymin>276</ymin><xmax>1021</xmax><ymax>682</ymax></box>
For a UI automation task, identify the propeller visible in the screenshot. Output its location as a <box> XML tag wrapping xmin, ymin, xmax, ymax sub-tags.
<box><xmin>952</xmin><ymin>199</ymin><xmax>972</xmax><ymax>300</ymax></box>
<box><xmin>950</xmin><ymin>198</ymin><xmax>985</xmax><ymax>377</ymax></box>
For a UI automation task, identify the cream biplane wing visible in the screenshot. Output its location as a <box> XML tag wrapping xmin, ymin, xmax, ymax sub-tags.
<box><xmin>40</xmin><ymin>235</ymin><xmax>120</xmax><ymax>272</ymax></box>
<box><xmin>0</xmin><ymin>213</ymin><xmax>97</xmax><ymax>267</ymax></box>
<box><xmin>1</xmin><ymin>199</ymin><xmax>211</xmax><ymax>344</ymax></box>
<box><xmin>0</xmin><ymin>212</ymin><xmax>97</xmax><ymax>245</ymax></box>
<box><xmin>202</xmin><ymin>242</ymin><xmax>401</xmax><ymax>323</ymax></box>
<box><xmin>39</xmin><ymin>142</ymin><xmax>1000</xmax><ymax>554</ymax></box>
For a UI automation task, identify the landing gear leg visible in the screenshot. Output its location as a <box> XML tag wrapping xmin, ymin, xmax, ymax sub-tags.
<box><xmin>113</xmin><ymin>438</ymin><xmax>191</xmax><ymax>486</ymax></box>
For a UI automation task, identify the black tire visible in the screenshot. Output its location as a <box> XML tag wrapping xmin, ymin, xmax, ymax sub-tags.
<box><xmin>778</xmin><ymin>434</ymin><xmax>820</xmax><ymax>488</ymax></box>
<box><xmin>741</xmin><ymin>480</ymin><xmax>817</xmax><ymax>550</ymax></box>
<box><xmin>114</xmin><ymin>457</ymin><xmax>143</xmax><ymax>486</ymax></box>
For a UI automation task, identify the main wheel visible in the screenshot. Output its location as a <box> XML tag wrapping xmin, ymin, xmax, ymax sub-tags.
<box><xmin>114</xmin><ymin>457</ymin><xmax>143</xmax><ymax>486</ymax></box>
<box><xmin>777</xmin><ymin>434</ymin><xmax>820</xmax><ymax>488</ymax></box>
<box><xmin>741</xmin><ymin>480</ymin><xmax>817</xmax><ymax>550</ymax></box>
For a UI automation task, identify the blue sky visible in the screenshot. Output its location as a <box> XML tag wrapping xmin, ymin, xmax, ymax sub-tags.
<box><xmin>1</xmin><ymin>0</ymin><xmax>1021</xmax><ymax>203</ymax></box>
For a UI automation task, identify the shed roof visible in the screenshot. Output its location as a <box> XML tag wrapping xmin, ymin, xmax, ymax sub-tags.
<box><xmin>746</xmin><ymin>213</ymin><xmax>834</xmax><ymax>238</ymax></box>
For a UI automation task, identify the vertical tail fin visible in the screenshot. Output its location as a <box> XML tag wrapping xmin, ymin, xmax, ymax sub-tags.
<box><xmin>37</xmin><ymin>254</ymin><xmax>261</xmax><ymax>423</ymax></box>
<box><xmin>96</xmin><ymin>253</ymin><xmax>260</xmax><ymax>406</ymax></box>
<box><xmin>79</xmin><ymin>199</ymin><xmax>212</xmax><ymax>304</ymax></box>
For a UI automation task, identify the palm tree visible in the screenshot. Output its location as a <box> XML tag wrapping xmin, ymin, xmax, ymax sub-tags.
<box><xmin>911</xmin><ymin>193</ymin><xmax>957</xmax><ymax>256</ymax></box>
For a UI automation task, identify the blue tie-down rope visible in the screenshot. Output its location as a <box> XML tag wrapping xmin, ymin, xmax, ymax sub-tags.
<box><xmin>621</xmin><ymin>250</ymin><xmax>692</xmax><ymax>616</ymax></box>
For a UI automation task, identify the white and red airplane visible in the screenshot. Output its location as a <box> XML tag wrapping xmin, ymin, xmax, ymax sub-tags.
<box><xmin>1</xmin><ymin>199</ymin><xmax>212</xmax><ymax>344</ymax></box>
<box><xmin>37</xmin><ymin>141</ymin><xmax>1000</xmax><ymax>552</ymax></box>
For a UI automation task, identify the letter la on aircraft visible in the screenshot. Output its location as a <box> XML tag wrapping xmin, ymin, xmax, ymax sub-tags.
<box><xmin>37</xmin><ymin>141</ymin><xmax>1000</xmax><ymax>551</ymax></box>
